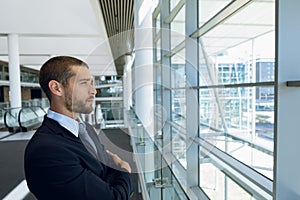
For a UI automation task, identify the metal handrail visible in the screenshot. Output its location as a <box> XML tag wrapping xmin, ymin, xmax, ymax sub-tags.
<box><xmin>18</xmin><ymin>106</ymin><xmax>46</xmax><ymax>131</ymax></box>
<box><xmin>4</xmin><ymin>107</ymin><xmax>22</xmax><ymax>132</ymax></box>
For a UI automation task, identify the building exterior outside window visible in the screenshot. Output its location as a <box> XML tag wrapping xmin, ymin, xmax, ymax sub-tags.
<box><xmin>152</xmin><ymin>0</ymin><xmax>275</xmax><ymax>199</ymax></box>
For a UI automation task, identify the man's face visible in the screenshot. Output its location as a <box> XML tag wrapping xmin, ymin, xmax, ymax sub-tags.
<box><xmin>64</xmin><ymin>66</ymin><xmax>97</xmax><ymax>114</ymax></box>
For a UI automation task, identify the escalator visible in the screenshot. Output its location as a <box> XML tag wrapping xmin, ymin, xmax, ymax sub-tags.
<box><xmin>4</xmin><ymin>106</ymin><xmax>46</xmax><ymax>133</ymax></box>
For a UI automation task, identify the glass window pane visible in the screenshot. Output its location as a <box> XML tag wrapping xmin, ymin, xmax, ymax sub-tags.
<box><xmin>170</xmin><ymin>0</ymin><xmax>181</xmax><ymax>11</ymax></box>
<box><xmin>171</xmin><ymin>48</ymin><xmax>186</xmax><ymax>88</ymax></box>
<box><xmin>170</xmin><ymin>5</ymin><xmax>185</xmax><ymax>49</ymax></box>
<box><xmin>96</xmin><ymin>86</ymin><xmax>123</xmax><ymax>97</ymax></box>
<box><xmin>154</xmin><ymin>62</ymin><xmax>163</xmax><ymax>137</ymax></box>
<box><xmin>172</xmin><ymin>89</ymin><xmax>186</xmax><ymax>128</ymax></box>
<box><xmin>199</xmin><ymin>31</ymin><xmax>275</xmax><ymax>86</ymax></box>
<box><xmin>200</xmin><ymin>161</ymin><xmax>255</xmax><ymax>200</ymax></box>
<box><xmin>172</xmin><ymin>127</ymin><xmax>186</xmax><ymax>168</ymax></box>
<box><xmin>199</xmin><ymin>86</ymin><xmax>274</xmax><ymax>179</ymax></box>
<box><xmin>199</xmin><ymin>0</ymin><xmax>232</xmax><ymax>27</ymax></box>
<box><xmin>155</xmin><ymin>39</ymin><xmax>161</xmax><ymax>61</ymax></box>
<box><xmin>155</xmin><ymin>13</ymin><xmax>161</xmax><ymax>34</ymax></box>
<box><xmin>200</xmin><ymin>1</ymin><xmax>275</xmax><ymax>59</ymax></box>
<box><xmin>198</xmin><ymin>0</ymin><xmax>275</xmax><ymax>180</ymax></box>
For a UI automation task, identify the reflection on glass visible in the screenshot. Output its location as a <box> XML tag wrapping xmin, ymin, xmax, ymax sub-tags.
<box><xmin>199</xmin><ymin>86</ymin><xmax>274</xmax><ymax>179</ymax></box>
<box><xmin>171</xmin><ymin>49</ymin><xmax>186</xmax><ymax>88</ymax></box>
<box><xmin>171</xmin><ymin>89</ymin><xmax>187</xmax><ymax>168</ymax></box>
<box><xmin>198</xmin><ymin>0</ymin><xmax>275</xmax><ymax>181</ymax></box>
<box><xmin>155</xmin><ymin>64</ymin><xmax>162</xmax><ymax>86</ymax></box>
<box><xmin>170</xmin><ymin>5</ymin><xmax>185</xmax><ymax>49</ymax></box>
<box><xmin>170</xmin><ymin>0</ymin><xmax>181</xmax><ymax>11</ymax></box>
<box><xmin>19</xmin><ymin>107</ymin><xmax>45</xmax><ymax>127</ymax></box>
<box><xmin>154</xmin><ymin>89</ymin><xmax>165</xmax><ymax>141</ymax></box>
<box><xmin>96</xmin><ymin>86</ymin><xmax>123</xmax><ymax>98</ymax></box>
<box><xmin>97</xmin><ymin>101</ymin><xmax>124</xmax><ymax>125</ymax></box>
<box><xmin>156</xmin><ymin>39</ymin><xmax>161</xmax><ymax>61</ymax></box>
<box><xmin>198</xmin><ymin>0</ymin><xmax>232</xmax><ymax>27</ymax></box>
<box><xmin>200</xmin><ymin>162</ymin><xmax>254</xmax><ymax>200</ymax></box>
<box><xmin>200</xmin><ymin>1</ymin><xmax>275</xmax><ymax>59</ymax></box>
<box><xmin>0</xmin><ymin>108</ymin><xmax>6</xmax><ymax>129</ymax></box>
<box><xmin>162</xmin><ymin>163</ymin><xmax>189</xmax><ymax>200</ymax></box>
<box><xmin>94</xmin><ymin>75</ymin><xmax>122</xmax><ymax>86</ymax></box>
<box><xmin>172</xmin><ymin>127</ymin><xmax>186</xmax><ymax>168</ymax></box>
<box><xmin>155</xmin><ymin>13</ymin><xmax>160</xmax><ymax>34</ymax></box>
<box><xmin>128</xmin><ymin>110</ymin><xmax>189</xmax><ymax>199</ymax></box>
<box><xmin>172</xmin><ymin>89</ymin><xmax>186</xmax><ymax>128</ymax></box>
<box><xmin>154</xmin><ymin>63</ymin><xmax>162</xmax><ymax>137</ymax></box>
<box><xmin>154</xmin><ymin>84</ymin><xmax>162</xmax><ymax>105</ymax></box>
<box><xmin>5</xmin><ymin>107</ymin><xmax>22</xmax><ymax>127</ymax></box>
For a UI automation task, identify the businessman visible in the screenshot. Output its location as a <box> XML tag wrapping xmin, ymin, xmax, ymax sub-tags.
<box><xmin>24</xmin><ymin>56</ymin><xmax>133</xmax><ymax>199</ymax></box>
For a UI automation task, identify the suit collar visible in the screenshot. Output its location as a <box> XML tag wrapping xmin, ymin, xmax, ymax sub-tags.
<box><xmin>42</xmin><ymin>115</ymin><xmax>81</xmax><ymax>143</ymax></box>
<box><xmin>47</xmin><ymin>109</ymin><xmax>79</xmax><ymax>137</ymax></box>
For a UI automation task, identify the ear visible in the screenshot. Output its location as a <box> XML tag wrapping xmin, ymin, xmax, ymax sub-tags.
<box><xmin>48</xmin><ymin>80</ymin><xmax>63</xmax><ymax>97</ymax></box>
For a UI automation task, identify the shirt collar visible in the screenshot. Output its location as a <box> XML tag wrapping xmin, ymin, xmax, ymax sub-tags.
<box><xmin>47</xmin><ymin>109</ymin><xmax>80</xmax><ymax>137</ymax></box>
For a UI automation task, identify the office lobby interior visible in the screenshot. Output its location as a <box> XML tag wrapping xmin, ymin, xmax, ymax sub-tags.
<box><xmin>0</xmin><ymin>0</ymin><xmax>300</xmax><ymax>199</ymax></box>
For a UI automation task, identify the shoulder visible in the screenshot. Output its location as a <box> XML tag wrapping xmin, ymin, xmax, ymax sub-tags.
<box><xmin>25</xmin><ymin>123</ymin><xmax>79</xmax><ymax>161</ymax></box>
<box><xmin>25</xmin><ymin>131</ymin><xmax>70</xmax><ymax>159</ymax></box>
<box><xmin>24</xmin><ymin>130</ymin><xmax>83</xmax><ymax>176</ymax></box>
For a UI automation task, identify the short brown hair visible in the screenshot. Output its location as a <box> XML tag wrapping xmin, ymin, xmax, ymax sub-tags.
<box><xmin>39</xmin><ymin>56</ymin><xmax>89</xmax><ymax>101</ymax></box>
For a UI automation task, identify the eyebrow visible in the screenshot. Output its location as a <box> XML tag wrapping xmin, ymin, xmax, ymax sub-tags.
<box><xmin>78</xmin><ymin>78</ymin><xmax>91</xmax><ymax>81</ymax></box>
<box><xmin>78</xmin><ymin>78</ymin><xmax>94</xmax><ymax>84</ymax></box>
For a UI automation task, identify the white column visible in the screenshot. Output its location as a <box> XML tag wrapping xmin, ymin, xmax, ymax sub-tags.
<box><xmin>134</xmin><ymin>0</ymin><xmax>154</xmax><ymax>136</ymax></box>
<box><xmin>186</xmin><ymin>0</ymin><xmax>199</xmax><ymax>189</ymax></box>
<box><xmin>7</xmin><ymin>34</ymin><xmax>22</xmax><ymax>108</ymax></box>
<box><xmin>275</xmin><ymin>0</ymin><xmax>300</xmax><ymax>199</ymax></box>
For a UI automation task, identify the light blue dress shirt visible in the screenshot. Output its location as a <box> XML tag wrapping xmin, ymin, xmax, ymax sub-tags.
<box><xmin>47</xmin><ymin>109</ymin><xmax>80</xmax><ymax>137</ymax></box>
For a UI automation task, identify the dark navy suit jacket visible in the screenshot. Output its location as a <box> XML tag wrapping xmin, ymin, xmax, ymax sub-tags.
<box><xmin>24</xmin><ymin>116</ymin><xmax>134</xmax><ymax>200</ymax></box>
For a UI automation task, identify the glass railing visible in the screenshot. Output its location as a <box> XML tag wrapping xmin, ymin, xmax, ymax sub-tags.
<box><xmin>2</xmin><ymin>99</ymin><xmax>49</xmax><ymax>132</ymax></box>
<box><xmin>4</xmin><ymin>107</ymin><xmax>22</xmax><ymax>132</ymax></box>
<box><xmin>19</xmin><ymin>106</ymin><xmax>46</xmax><ymax>131</ymax></box>
<box><xmin>94</xmin><ymin>76</ymin><xmax>122</xmax><ymax>86</ymax></box>
<box><xmin>94</xmin><ymin>105</ymin><xmax>124</xmax><ymax>128</ymax></box>
<box><xmin>22</xmin><ymin>98</ymin><xmax>50</xmax><ymax>109</ymax></box>
<box><xmin>95</xmin><ymin>86</ymin><xmax>123</xmax><ymax>98</ymax></box>
<box><xmin>126</xmin><ymin>109</ymin><xmax>189</xmax><ymax>200</ymax></box>
<box><xmin>0</xmin><ymin>108</ymin><xmax>7</xmax><ymax>130</ymax></box>
<box><xmin>127</xmin><ymin>107</ymin><xmax>273</xmax><ymax>199</ymax></box>
<box><xmin>0</xmin><ymin>102</ymin><xmax>10</xmax><ymax>109</ymax></box>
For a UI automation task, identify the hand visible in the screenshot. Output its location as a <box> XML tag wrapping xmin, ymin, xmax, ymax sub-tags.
<box><xmin>106</xmin><ymin>150</ymin><xmax>131</xmax><ymax>173</ymax></box>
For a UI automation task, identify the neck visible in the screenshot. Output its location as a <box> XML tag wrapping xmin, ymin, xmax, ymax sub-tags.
<box><xmin>50</xmin><ymin>103</ymin><xmax>78</xmax><ymax>119</ymax></box>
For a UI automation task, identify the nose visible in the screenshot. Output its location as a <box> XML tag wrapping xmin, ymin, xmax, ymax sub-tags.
<box><xmin>91</xmin><ymin>85</ymin><xmax>97</xmax><ymax>95</ymax></box>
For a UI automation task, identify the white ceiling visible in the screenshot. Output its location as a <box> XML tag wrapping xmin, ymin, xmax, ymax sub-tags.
<box><xmin>0</xmin><ymin>0</ymin><xmax>117</xmax><ymax>76</ymax></box>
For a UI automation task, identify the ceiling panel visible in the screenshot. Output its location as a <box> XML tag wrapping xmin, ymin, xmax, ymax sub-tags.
<box><xmin>98</xmin><ymin>0</ymin><xmax>134</xmax><ymax>75</ymax></box>
<box><xmin>0</xmin><ymin>0</ymin><xmax>117</xmax><ymax>76</ymax></box>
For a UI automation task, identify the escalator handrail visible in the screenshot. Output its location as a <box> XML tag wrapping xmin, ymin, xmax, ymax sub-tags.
<box><xmin>4</xmin><ymin>107</ymin><xmax>22</xmax><ymax>129</ymax></box>
<box><xmin>18</xmin><ymin>106</ymin><xmax>46</xmax><ymax>129</ymax></box>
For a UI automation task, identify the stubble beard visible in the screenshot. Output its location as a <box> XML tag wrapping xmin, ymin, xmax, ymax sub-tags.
<box><xmin>65</xmin><ymin>94</ymin><xmax>93</xmax><ymax>114</ymax></box>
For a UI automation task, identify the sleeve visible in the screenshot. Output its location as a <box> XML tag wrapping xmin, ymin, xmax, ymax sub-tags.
<box><xmin>104</xmin><ymin>166</ymin><xmax>134</xmax><ymax>198</ymax></box>
<box><xmin>24</xmin><ymin>141</ymin><xmax>134</xmax><ymax>200</ymax></box>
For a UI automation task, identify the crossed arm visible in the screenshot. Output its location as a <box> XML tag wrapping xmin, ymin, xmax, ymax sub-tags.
<box><xmin>25</xmin><ymin>143</ymin><xmax>134</xmax><ymax>200</ymax></box>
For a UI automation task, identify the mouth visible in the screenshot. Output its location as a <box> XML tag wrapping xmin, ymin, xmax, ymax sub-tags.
<box><xmin>87</xmin><ymin>97</ymin><xmax>95</xmax><ymax>102</ymax></box>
